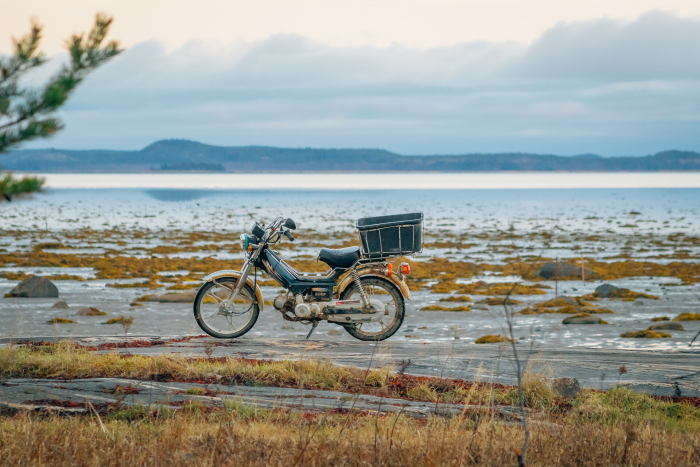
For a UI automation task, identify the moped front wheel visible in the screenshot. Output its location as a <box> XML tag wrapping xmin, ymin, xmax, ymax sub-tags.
<box><xmin>193</xmin><ymin>277</ymin><xmax>259</xmax><ymax>339</ymax></box>
<box><xmin>340</xmin><ymin>277</ymin><xmax>405</xmax><ymax>341</ymax></box>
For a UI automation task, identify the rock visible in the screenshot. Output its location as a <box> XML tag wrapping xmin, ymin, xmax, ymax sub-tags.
<box><xmin>562</xmin><ymin>314</ymin><xmax>607</xmax><ymax>324</ymax></box>
<box><xmin>8</xmin><ymin>276</ymin><xmax>59</xmax><ymax>298</ymax></box>
<box><xmin>77</xmin><ymin>307</ymin><xmax>107</xmax><ymax>316</ymax></box>
<box><xmin>594</xmin><ymin>284</ymin><xmax>619</xmax><ymax>297</ymax></box>
<box><xmin>474</xmin><ymin>334</ymin><xmax>512</xmax><ymax>344</ymax></box>
<box><xmin>47</xmin><ymin>317</ymin><xmax>76</xmax><ymax>324</ymax></box>
<box><xmin>328</xmin><ymin>329</ymin><xmax>340</xmax><ymax>336</ymax></box>
<box><xmin>156</xmin><ymin>292</ymin><xmax>197</xmax><ymax>303</ymax></box>
<box><xmin>136</xmin><ymin>295</ymin><xmax>160</xmax><ymax>302</ymax></box>
<box><xmin>52</xmin><ymin>300</ymin><xmax>70</xmax><ymax>309</ymax></box>
<box><xmin>105</xmin><ymin>316</ymin><xmax>134</xmax><ymax>325</ymax></box>
<box><xmin>536</xmin><ymin>263</ymin><xmax>597</xmax><ymax>280</ymax></box>
<box><xmin>672</xmin><ymin>313</ymin><xmax>700</xmax><ymax>321</ymax></box>
<box><xmin>559</xmin><ymin>296</ymin><xmax>578</xmax><ymax>306</ymax></box>
<box><xmin>620</xmin><ymin>330</ymin><xmax>671</xmax><ymax>338</ymax></box>
<box><xmin>552</xmin><ymin>377</ymin><xmax>580</xmax><ymax>398</ymax></box>
<box><xmin>648</xmin><ymin>322</ymin><xmax>685</xmax><ymax>331</ymax></box>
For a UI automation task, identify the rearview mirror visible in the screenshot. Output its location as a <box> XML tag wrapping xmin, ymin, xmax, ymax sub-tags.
<box><xmin>284</xmin><ymin>218</ymin><xmax>297</xmax><ymax>230</ymax></box>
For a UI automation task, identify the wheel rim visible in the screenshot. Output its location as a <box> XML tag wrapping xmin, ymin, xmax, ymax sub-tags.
<box><xmin>345</xmin><ymin>281</ymin><xmax>401</xmax><ymax>337</ymax></box>
<box><xmin>198</xmin><ymin>280</ymin><xmax>256</xmax><ymax>335</ymax></box>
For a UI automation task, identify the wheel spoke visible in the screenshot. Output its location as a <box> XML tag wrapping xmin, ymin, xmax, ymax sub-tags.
<box><xmin>206</xmin><ymin>309</ymin><xmax>221</xmax><ymax>319</ymax></box>
<box><xmin>205</xmin><ymin>291</ymin><xmax>224</xmax><ymax>304</ymax></box>
<box><xmin>197</xmin><ymin>279</ymin><xmax>259</xmax><ymax>336</ymax></box>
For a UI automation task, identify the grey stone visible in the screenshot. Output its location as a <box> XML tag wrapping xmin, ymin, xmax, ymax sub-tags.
<box><xmin>536</xmin><ymin>263</ymin><xmax>597</xmax><ymax>280</ymax></box>
<box><xmin>595</xmin><ymin>284</ymin><xmax>619</xmax><ymax>297</ymax></box>
<box><xmin>563</xmin><ymin>315</ymin><xmax>606</xmax><ymax>324</ymax></box>
<box><xmin>52</xmin><ymin>300</ymin><xmax>70</xmax><ymax>309</ymax></box>
<box><xmin>76</xmin><ymin>307</ymin><xmax>106</xmax><ymax>316</ymax></box>
<box><xmin>559</xmin><ymin>296</ymin><xmax>578</xmax><ymax>306</ymax></box>
<box><xmin>648</xmin><ymin>322</ymin><xmax>685</xmax><ymax>331</ymax></box>
<box><xmin>156</xmin><ymin>292</ymin><xmax>197</xmax><ymax>303</ymax></box>
<box><xmin>8</xmin><ymin>276</ymin><xmax>58</xmax><ymax>298</ymax></box>
<box><xmin>552</xmin><ymin>377</ymin><xmax>580</xmax><ymax>398</ymax></box>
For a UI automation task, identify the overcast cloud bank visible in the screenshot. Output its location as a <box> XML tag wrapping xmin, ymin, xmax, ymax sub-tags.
<box><xmin>18</xmin><ymin>11</ymin><xmax>700</xmax><ymax>155</ymax></box>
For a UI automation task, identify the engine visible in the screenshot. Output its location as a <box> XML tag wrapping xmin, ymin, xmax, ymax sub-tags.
<box><xmin>272</xmin><ymin>292</ymin><xmax>294</xmax><ymax>312</ymax></box>
<box><xmin>273</xmin><ymin>288</ymin><xmax>384</xmax><ymax>322</ymax></box>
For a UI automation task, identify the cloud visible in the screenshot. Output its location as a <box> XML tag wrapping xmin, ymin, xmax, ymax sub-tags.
<box><xmin>517</xmin><ymin>10</ymin><xmax>700</xmax><ymax>80</ymax></box>
<box><xmin>18</xmin><ymin>11</ymin><xmax>700</xmax><ymax>155</ymax></box>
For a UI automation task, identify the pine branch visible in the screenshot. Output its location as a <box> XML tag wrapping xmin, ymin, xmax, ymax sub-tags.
<box><xmin>0</xmin><ymin>13</ymin><xmax>122</xmax><ymax>200</ymax></box>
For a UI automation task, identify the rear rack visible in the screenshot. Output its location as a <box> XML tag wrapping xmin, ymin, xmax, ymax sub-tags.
<box><xmin>355</xmin><ymin>212</ymin><xmax>423</xmax><ymax>261</ymax></box>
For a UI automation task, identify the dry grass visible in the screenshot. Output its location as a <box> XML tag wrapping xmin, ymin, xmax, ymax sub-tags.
<box><xmin>1</xmin><ymin>390</ymin><xmax>699</xmax><ymax>467</ymax></box>
<box><xmin>3</xmin><ymin>344</ymin><xmax>700</xmax><ymax>465</ymax></box>
<box><xmin>0</xmin><ymin>342</ymin><xmax>389</xmax><ymax>394</ymax></box>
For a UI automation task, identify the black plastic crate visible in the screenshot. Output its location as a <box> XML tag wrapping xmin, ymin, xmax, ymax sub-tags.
<box><xmin>356</xmin><ymin>212</ymin><xmax>423</xmax><ymax>260</ymax></box>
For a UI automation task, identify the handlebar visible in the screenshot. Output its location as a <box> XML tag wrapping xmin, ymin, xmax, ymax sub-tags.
<box><xmin>260</xmin><ymin>217</ymin><xmax>294</xmax><ymax>244</ymax></box>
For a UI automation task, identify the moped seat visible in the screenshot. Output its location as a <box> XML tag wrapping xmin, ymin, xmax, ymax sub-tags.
<box><xmin>318</xmin><ymin>246</ymin><xmax>361</xmax><ymax>270</ymax></box>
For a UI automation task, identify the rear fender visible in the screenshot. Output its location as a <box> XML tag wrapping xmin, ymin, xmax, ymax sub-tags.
<box><xmin>202</xmin><ymin>269</ymin><xmax>265</xmax><ymax>311</ymax></box>
<box><xmin>336</xmin><ymin>266</ymin><xmax>412</xmax><ymax>301</ymax></box>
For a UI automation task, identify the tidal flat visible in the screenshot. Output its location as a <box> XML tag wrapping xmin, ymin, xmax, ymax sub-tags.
<box><xmin>1</xmin><ymin>188</ymin><xmax>699</xmax><ymax>350</ymax></box>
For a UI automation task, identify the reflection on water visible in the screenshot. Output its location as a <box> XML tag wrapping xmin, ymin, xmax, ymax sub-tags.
<box><xmin>145</xmin><ymin>189</ymin><xmax>213</xmax><ymax>202</ymax></box>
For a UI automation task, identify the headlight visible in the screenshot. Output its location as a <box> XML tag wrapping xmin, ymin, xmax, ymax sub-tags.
<box><xmin>240</xmin><ymin>233</ymin><xmax>258</xmax><ymax>251</ymax></box>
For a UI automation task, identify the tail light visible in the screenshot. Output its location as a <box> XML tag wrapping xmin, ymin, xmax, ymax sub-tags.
<box><xmin>401</xmin><ymin>263</ymin><xmax>410</xmax><ymax>275</ymax></box>
<box><xmin>386</xmin><ymin>263</ymin><xmax>392</xmax><ymax>275</ymax></box>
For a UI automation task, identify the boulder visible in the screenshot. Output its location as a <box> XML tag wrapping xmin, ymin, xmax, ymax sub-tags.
<box><xmin>552</xmin><ymin>377</ymin><xmax>580</xmax><ymax>398</ymax></box>
<box><xmin>8</xmin><ymin>276</ymin><xmax>59</xmax><ymax>298</ymax></box>
<box><xmin>536</xmin><ymin>262</ymin><xmax>597</xmax><ymax>280</ymax></box>
<box><xmin>559</xmin><ymin>296</ymin><xmax>578</xmax><ymax>306</ymax></box>
<box><xmin>77</xmin><ymin>307</ymin><xmax>107</xmax><ymax>316</ymax></box>
<box><xmin>156</xmin><ymin>292</ymin><xmax>197</xmax><ymax>303</ymax></box>
<box><xmin>52</xmin><ymin>300</ymin><xmax>70</xmax><ymax>309</ymax></box>
<box><xmin>562</xmin><ymin>314</ymin><xmax>607</xmax><ymax>324</ymax></box>
<box><xmin>648</xmin><ymin>322</ymin><xmax>685</xmax><ymax>331</ymax></box>
<box><xmin>594</xmin><ymin>284</ymin><xmax>619</xmax><ymax>297</ymax></box>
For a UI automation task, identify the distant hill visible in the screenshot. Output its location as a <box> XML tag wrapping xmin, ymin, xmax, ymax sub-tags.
<box><xmin>3</xmin><ymin>139</ymin><xmax>700</xmax><ymax>172</ymax></box>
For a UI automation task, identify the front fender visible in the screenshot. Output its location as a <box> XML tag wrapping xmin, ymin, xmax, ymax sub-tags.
<box><xmin>202</xmin><ymin>269</ymin><xmax>265</xmax><ymax>311</ymax></box>
<box><xmin>336</xmin><ymin>266</ymin><xmax>412</xmax><ymax>301</ymax></box>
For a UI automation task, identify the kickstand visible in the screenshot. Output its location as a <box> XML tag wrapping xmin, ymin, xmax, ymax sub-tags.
<box><xmin>306</xmin><ymin>321</ymin><xmax>319</xmax><ymax>340</ymax></box>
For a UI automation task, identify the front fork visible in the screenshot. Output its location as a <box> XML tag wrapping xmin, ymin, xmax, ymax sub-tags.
<box><xmin>224</xmin><ymin>252</ymin><xmax>257</xmax><ymax>311</ymax></box>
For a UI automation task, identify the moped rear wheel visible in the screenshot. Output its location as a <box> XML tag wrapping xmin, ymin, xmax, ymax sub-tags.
<box><xmin>340</xmin><ymin>277</ymin><xmax>405</xmax><ymax>341</ymax></box>
<box><xmin>193</xmin><ymin>277</ymin><xmax>259</xmax><ymax>339</ymax></box>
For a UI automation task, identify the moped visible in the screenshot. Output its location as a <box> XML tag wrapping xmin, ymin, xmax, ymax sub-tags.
<box><xmin>194</xmin><ymin>213</ymin><xmax>423</xmax><ymax>341</ymax></box>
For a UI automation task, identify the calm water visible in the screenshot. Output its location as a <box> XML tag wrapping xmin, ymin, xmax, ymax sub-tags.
<box><xmin>3</xmin><ymin>186</ymin><xmax>700</xmax><ymax>233</ymax></box>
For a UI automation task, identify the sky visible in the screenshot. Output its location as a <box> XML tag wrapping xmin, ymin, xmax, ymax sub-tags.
<box><xmin>3</xmin><ymin>1</ymin><xmax>700</xmax><ymax>156</ymax></box>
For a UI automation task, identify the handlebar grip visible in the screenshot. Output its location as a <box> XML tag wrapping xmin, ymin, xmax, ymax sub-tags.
<box><xmin>284</xmin><ymin>230</ymin><xmax>294</xmax><ymax>242</ymax></box>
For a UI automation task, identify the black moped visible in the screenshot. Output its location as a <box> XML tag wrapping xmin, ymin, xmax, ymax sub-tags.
<box><xmin>194</xmin><ymin>213</ymin><xmax>422</xmax><ymax>341</ymax></box>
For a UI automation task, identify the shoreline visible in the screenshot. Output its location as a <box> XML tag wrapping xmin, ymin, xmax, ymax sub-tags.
<box><xmin>17</xmin><ymin>172</ymin><xmax>700</xmax><ymax>189</ymax></box>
